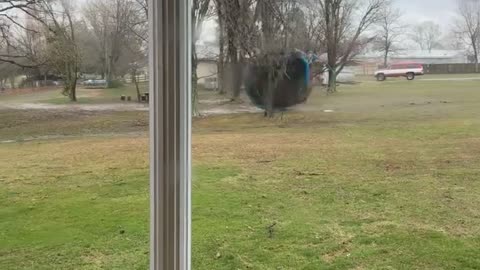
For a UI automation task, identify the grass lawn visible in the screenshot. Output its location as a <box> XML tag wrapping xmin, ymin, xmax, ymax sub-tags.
<box><xmin>2</xmin><ymin>78</ymin><xmax>480</xmax><ymax>269</ymax></box>
<box><xmin>0</xmin><ymin>82</ymin><xmax>148</xmax><ymax>105</ymax></box>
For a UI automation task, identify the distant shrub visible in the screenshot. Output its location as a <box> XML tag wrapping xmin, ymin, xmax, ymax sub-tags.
<box><xmin>108</xmin><ymin>80</ymin><xmax>124</xmax><ymax>88</ymax></box>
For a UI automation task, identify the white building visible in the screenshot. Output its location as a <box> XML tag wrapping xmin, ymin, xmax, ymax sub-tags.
<box><xmin>195</xmin><ymin>43</ymin><xmax>218</xmax><ymax>89</ymax></box>
<box><xmin>353</xmin><ymin>50</ymin><xmax>470</xmax><ymax>75</ymax></box>
<box><xmin>390</xmin><ymin>50</ymin><xmax>469</xmax><ymax>64</ymax></box>
<box><xmin>356</xmin><ymin>50</ymin><xmax>469</xmax><ymax>65</ymax></box>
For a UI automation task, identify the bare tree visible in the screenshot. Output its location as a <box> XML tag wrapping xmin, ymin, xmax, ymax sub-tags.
<box><xmin>127</xmin><ymin>0</ymin><xmax>148</xmax><ymax>101</ymax></box>
<box><xmin>317</xmin><ymin>0</ymin><xmax>387</xmax><ymax>93</ymax></box>
<box><xmin>76</xmin><ymin>22</ymin><xmax>105</xmax><ymax>75</ymax></box>
<box><xmin>213</xmin><ymin>0</ymin><xmax>322</xmax><ymax>115</ymax></box>
<box><xmin>125</xmin><ymin>42</ymin><xmax>147</xmax><ymax>102</ymax></box>
<box><xmin>0</xmin><ymin>60</ymin><xmax>20</xmax><ymax>88</ymax></box>
<box><xmin>84</xmin><ymin>0</ymin><xmax>138</xmax><ymax>88</ymax></box>
<box><xmin>442</xmin><ymin>31</ymin><xmax>466</xmax><ymax>50</ymax></box>
<box><xmin>411</xmin><ymin>21</ymin><xmax>442</xmax><ymax>52</ymax></box>
<box><xmin>38</xmin><ymin>0</ymin><xmax>81</xmax><ymax>101</ymax></box>
<box><xmin>454</xmin><ymin>0</ymin><xmax>480</xmax><ymax>71</ymax></box>
<box><xmin>0</xmin><ymin>0</ymin><xmax>43</xmax><ymax>68</ymax></box>
<box><xmin>130</xmin><ymin>0</ymin><xmax>148</xmax><ymax>43</ymax></box>
<box><xmin>214</xmin><ymin>0</ymin><xmax>226</xmax><ymax>94</ymax></box>
<box><xmin>192</xmin><ymin>0</ymin><xmax>212</xmax><ymax>114</ymax></box>
<box><xmin>1</xmin><ymin>0</ymin><xmax>81</xmax><ymax>100</ymax></box>
<box><xmin>305</xmin><ymin>5</ymin><xmax>325</xmax><ymax>53</ymax></box>
<box><xmin>223</xmin><ymin>0</ymin><xmax>242</xmax><ymax>100</ymax></box>
<box><xmin>375</xmin><ymin>6</ymin><xmax>404</xmax><ymax>67</ymax></box>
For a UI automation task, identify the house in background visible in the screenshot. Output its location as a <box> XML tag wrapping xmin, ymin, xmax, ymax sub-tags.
<box><xmin>390</xmin><ymin>50</ymin><xmax>469</xmax><ymax>64</ymax></box>
<box><xmin>354</xmin><ymin>50</ymin><xmax>470</xmax><ymax>75</ymax></box>
<box><xmin>196</xmin><ymin>43</ymin><xmax>219</xmax><ymax>90</ymax></box>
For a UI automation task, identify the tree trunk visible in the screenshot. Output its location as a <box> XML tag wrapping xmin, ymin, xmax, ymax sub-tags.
<box><xmin>225</xmin><ymin>0</ymin><xmax>241</xmax><ymax>100</ymax></box>
<box><xmin>217</xmin><ymin>10</ymin><xmax>225</xmax><ymax>94</ymax></box>
<box><xmin>70</xmin><ymin>82</ymin><xmax>77</xmax><ymax>102</ymax></box>
<box><xmin>132</xmin><ymin>70</ymin><xmax>141</xmax><ymax>102</ymax></box>
<box><xmin>192</xmin><ymin>46</ymin><xmax>199</xmax><ymax>115</ymax></box>
<box><xmin>228</xmin><ymin>37</ymin><xmax>240</xmax><ymax>99</ymax></box>
<box><xmin>328</xmin><ymin>68</ymin><xmax>337</xmax><ymax>93</ymax></box>
<box><xmin>67</xmin><ymin>76</ymin><xmax>77</xmax><ymax>102</ymax></box>
<box><xmin>473</xmin><ymin>47</ymin><xmax>479</xmax><ymax>73</ymax></box>
<box><xmin>264</xmin><ymin>76</ymin><xmax>274</xmax><ymax>118</ymax></box>
<box><xmin>324</xmin><ymin>0</ymin><xmax>338</xmax><ymax>93</ymax></box>
<box><xmin>9</xmin><ymin>76</ymin><xmax>15</xmax><ymax>89</ymax></box>
<box><xmin>192</xmin><ymin>64</ymin><xmax>199</xmax><ymax>116</ymax></box>
<box><xmin>67</xmin><ymin>63</ymin><xmax>78</xmax><ymax>102</ymax></box>
<box><xmin>217</xmin><ymin>51</ymin><xmax>225</xmax><ymax>94</ymax></box>
<box><xmin>263</xmin><ymin>58</ymin><xmax>280</xmax><ymax>118</ymax></box>
<box><xmin>383</xmin><ymin>50</ymin><xmax>388</xmax><ymax>68</ymax></box>
<box><xmin>106</xmin><ymin>56</ymin><xmax>114</xmax><ymax>88</ymax></box>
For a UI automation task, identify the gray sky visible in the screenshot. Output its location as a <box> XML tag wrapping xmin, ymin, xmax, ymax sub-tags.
<box><xmin>198</xmin><ymin>0</ymin><xmax>461</xmax><ymax>43</ymax></box>
<box><xmin>394</xmin><ymin>0</ymin><xmax>457</xmax><ymax>31</ymax></box>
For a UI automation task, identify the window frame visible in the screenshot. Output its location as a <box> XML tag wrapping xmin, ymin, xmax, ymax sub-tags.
<box><xmin>149</xmin><ymin>0</ymin><xmax>192</xmax><ymax>269</ymax></box>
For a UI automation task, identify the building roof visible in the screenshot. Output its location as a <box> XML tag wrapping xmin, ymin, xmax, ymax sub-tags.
<box><xmin>392</xmin><ymin>50</ymin><xmax>466</xmax><ymax>59</ymax></box>
<box><xmin>196</xmin><ymin>41</ymin><xmax>219</xmax><ymax>61</ymax></box>
<box><xmin>356</xmin><ymin>50</ymin><xmax>467</xmax><ymax>60</ymax></box>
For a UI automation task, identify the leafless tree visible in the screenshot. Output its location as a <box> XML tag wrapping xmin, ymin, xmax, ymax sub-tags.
<box><xmin>84</xmin><ymin>0</ymin><xmax>139</xmax><ymax>88</ymax></box>
<box><xmin>454</xmin><ymin>0</ymin><xmax>480</xmax><ymax>71</ymax></box>
<box><xmin>299</xmin><ymin>1</ymin><xmax>326</xmax><ymax>53</ymax></box>
<box><xmin>1</xmin><ymin>0</ymin><xmax>81</xmax><ymax>100</ymax></box>
<box><xmin>411</xmin><ymin>21</ymin><xmax>442</xmax><ymax>53</ymax></box>
<box><xmin>215</xmin><ymin>0</ymin><xmax>299</xmax><ymax>100</ymax></box>
<box><xmin>125</xmin><ymin>41</ymin><xmax>147</xmax><ymax>102</ymax></box>
<box><xmin>127</xmin><ymin>0</ymin><xmax>148</xmax><ymax>101</ymax></box>
<box><xmin>214</xmin><ymin>0</ymin><xmax>226</xmax><ymax>94</ymax></box>
<box><xmin>316</xmin><ymin>0</ymin><xmax>387</xmax><ymax>93</ymax></box>
<box><xmin>130</xmin><ymin>0</ymin><xmax>148</xmax><ymax>43</ymax></box>
<box><xmin>0</xmin><ymin>60</ymin><xmax>20</xmax><ymax>88</ymax></box>
<box><xmin>441</xmin><ymin>31</ymin><xmax>465</xmax><ymax>50</ymax></box>
<box><xmin>38</xmin><ymin>0</ymin><xmax>80</xmax><ymax>101</ymax></box>
<box><xmin>76</xmin><ymin>21</ymin><xmax>104</xmax><ymax>75</ymax></box>
<box><xmin>375</xmin><ymin>6</ymin><xmax>404</xmax><ymax>67</ymax></box>
<box><xmin>0</xmin><ymin>0</ymin><xmax>42</xmax><ymax>68</ymax></box>
<box><xmin>192</xmin><ymin>0</ymin><xmax>212</xmax><ymax>114</ymax></box>
<box><xmin>223</xmin><ymin>0</ymin><xmax>243</xmax><ymax>100</ymax></box>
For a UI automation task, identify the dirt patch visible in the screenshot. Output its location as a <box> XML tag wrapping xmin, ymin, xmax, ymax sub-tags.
<box><xmin>1</xmin><ymin>101</ymin><xmax>264</xmax><ymax>115</ymax></box>
<box><xmin>0</xmin><ymin>103</ymin><xmax>149</xmax><ymax>112</ymax></box>
<box><xmin>200</xmin><ymin>106</ymin><xmax>262</xmax><ymax>116</ymax></box>
<box><xmin>78</xmin><ymin>89</ymin><xmax>104</xmax><ymax>98</ymax></box>
<box><xmin>0</xmin><ymin>87</ymin><xmax>60</xmax><ymax>97</ymax></box>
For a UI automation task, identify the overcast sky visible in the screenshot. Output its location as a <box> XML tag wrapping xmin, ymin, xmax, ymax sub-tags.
<box><xmin>197</xmin><ymin>0</ymin><xmax>461</xmax><ymax>44</ymax></box>
<box><xmin>394</xmin><ymin>0</ymin><xmax>457</xmax><ymax>31</ymax></box>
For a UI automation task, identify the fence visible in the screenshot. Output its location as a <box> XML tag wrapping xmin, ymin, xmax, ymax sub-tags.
<box><xmin>124</xmin><ymin>74</ymin><xmax>149</xmax><ymax>84</ymax></box>
<box><xmin>423</xmin><ymin>64</ymin><xmax>480</xmax><ymax>74</ymax></box>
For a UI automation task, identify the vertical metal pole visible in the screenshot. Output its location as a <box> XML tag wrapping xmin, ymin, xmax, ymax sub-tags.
<box><xmin>149</xmin><ymin>0</ymin><xmax>191</xmax><ymax>269</ymax></box>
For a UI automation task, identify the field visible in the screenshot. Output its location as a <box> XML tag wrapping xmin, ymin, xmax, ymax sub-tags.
<box><xmin>0</xmin><ymin>82</ymin><xmax>148</xmax><ymax>105</ymax></box>
<box><xmin>2</xmin><ymin>75</ymin><xmax>480</xmax><ymax>269</ymax></box>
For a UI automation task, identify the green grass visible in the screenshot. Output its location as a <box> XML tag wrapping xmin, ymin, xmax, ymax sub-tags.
<box><xmin>0</xmin><ymin>110</ymin><xmax>148</xmax><ymax>141</ymax></box>
<box><xmin>43</xmin><ymin>83</ymin><xmax>148</xmax><ymax>104</ymax></box>
<box><xmin>2</xmin><ymin>78</ymin><xmax>480</xmax><ymax>269</ymax></box>
<box><xmin>0</xmin><ymin>83</ymin><xmax>148</xmax><ymax>105</ymax></box>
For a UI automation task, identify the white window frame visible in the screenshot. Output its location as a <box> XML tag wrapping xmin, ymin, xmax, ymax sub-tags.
<box><xmin>149</xmin><ymin>0</ymin><xmax>192</xmax><ymax>269</ymax></box>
